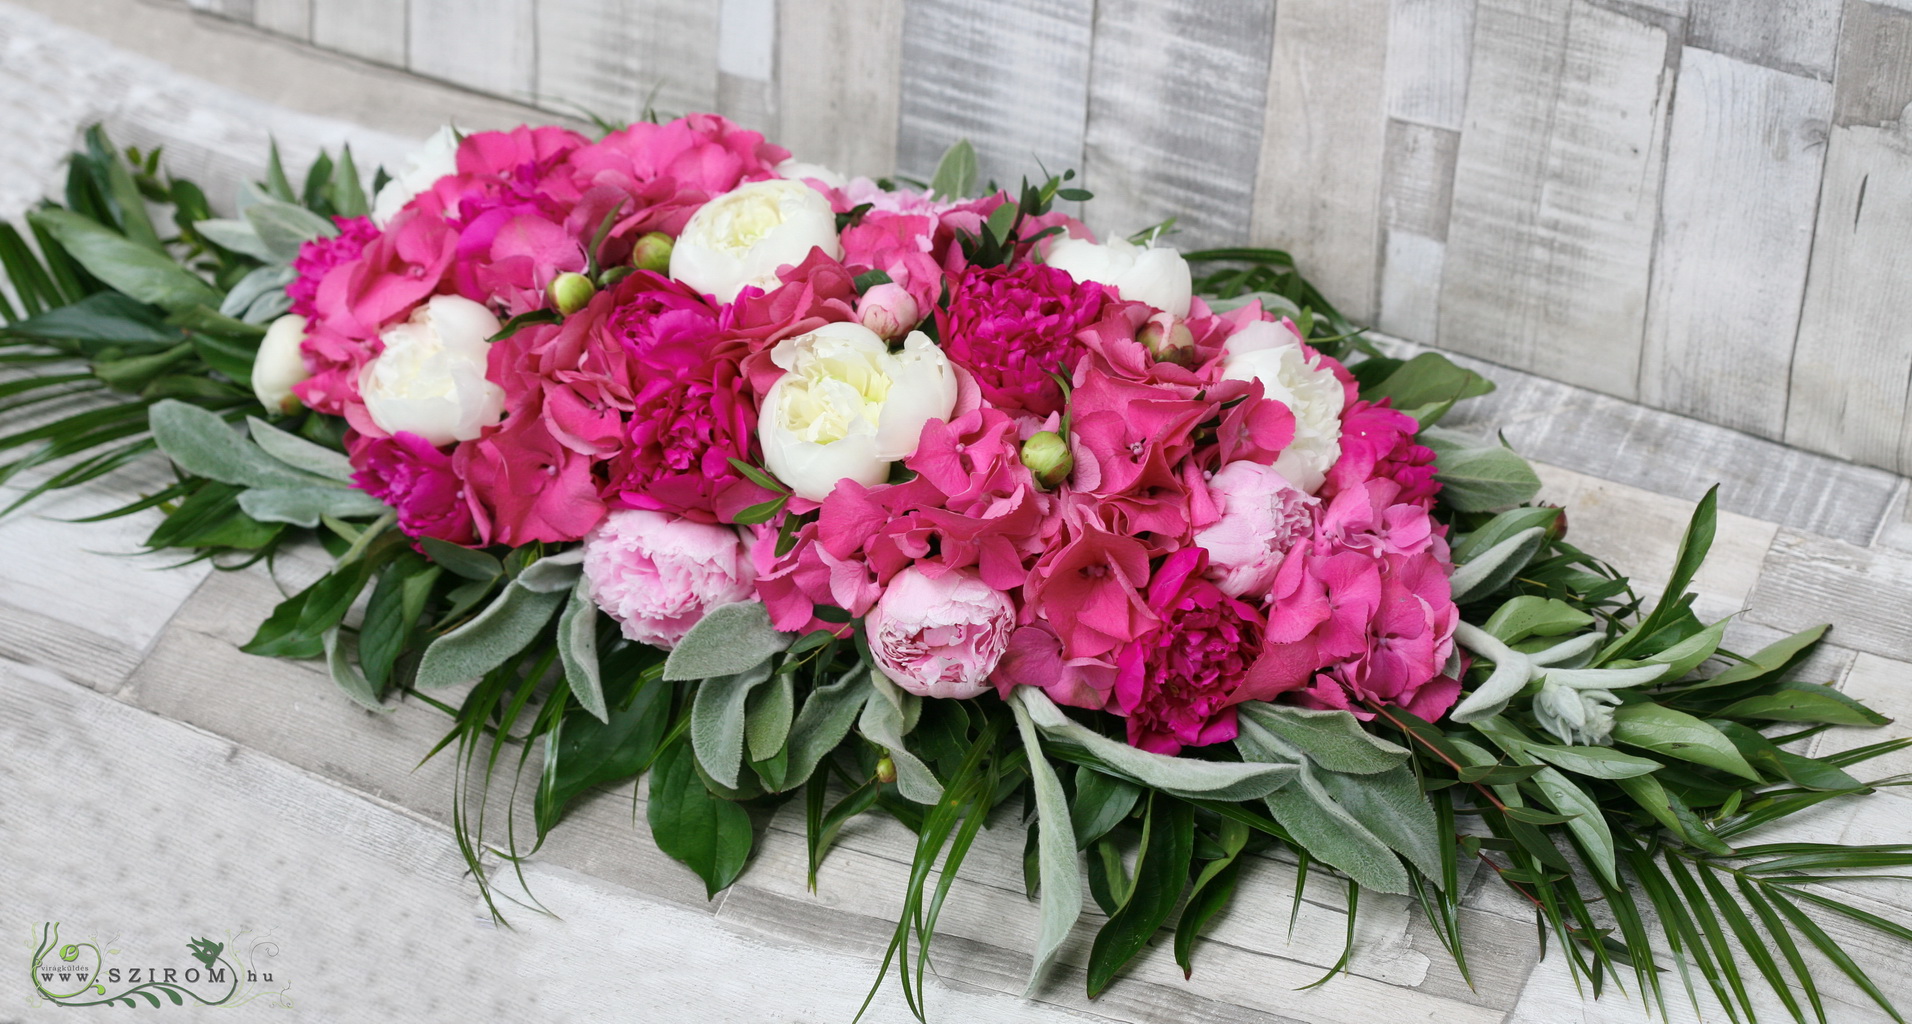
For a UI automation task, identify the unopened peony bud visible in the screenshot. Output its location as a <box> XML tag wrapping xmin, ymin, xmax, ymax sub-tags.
<box><xmin>875</xmin><ymin>756</ymin><xmax>897</xmax><ymax>784</ymax></box>
<box><xmin>1138</xmin><ymin>316</ymin><xmax>1195</xmax><ymax>363</ymax></box>
<box><xmin>547</xmin><ymin>272</ymin><xmax>596</xmax><ymax>315</ymax></box>
<box><xmin>1544</xmin><ymin>504</ymin><xmax>1569</xmax><ymax>542</ymax></box>
<box><xmin>1020</xmin><ymin>431</ymin><xmax>1073</xmax><ymax>488</ymax></box>
<box><xmin>857</xmin><ymin>282</ymin><xmax>920</xmax><ymax>340</ymax></box>
<box><xmin>631</xmin><ymin>231</ymin><xmax>673</xmax><ymax>273</ymax></box>
<box><xmin>252</xmin><ymin>313</ymin><xmax>310</xmax><ymax>415</ymax></box>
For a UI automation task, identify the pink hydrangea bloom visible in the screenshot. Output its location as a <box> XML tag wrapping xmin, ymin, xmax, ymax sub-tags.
<box><xmin>1026</xmin><ymin>524</ymin><xmax>1157</xmax><ymax>660</ymax></box>
<box><xmin>1113</xmin><ymin>548</ymin><xmax>1267</xmax><ymax>754</ymax></box>
<box><xmin>582</xmin><ymin>509</ymin><xmax>757</xmax><ymax>648</ymax></box>
<box><xmin>991</xmin><ymin>623</ymin><xmax>1119</xmax><ymax>711</ymax></box>
<box><xmin>454</xmin><ymin>412</ymin><xmax>606</xmax><ymax>547</ymax></box>
<box><xmin>348</xmin><ymin>431</ymin><xmax>477</xmax><ymax>545</ymax></box>
<box><xmin>866</xmin><ymin>567</ymin><xmax>1016</xmax><ymax>699</ymax></box>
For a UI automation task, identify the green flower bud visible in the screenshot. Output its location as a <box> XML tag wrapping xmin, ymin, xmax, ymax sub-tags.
<box><xmin>631</xmin><ymin>231</ymin><xmax>674</xmax><ymax>273</ymax></box>
<box><xmin>547</xmin><ymin>272</ymin><xmax>596</xmax><ymax>315</ymax></box>
<box><xmin>1020</xmin><ymin>430</ymin><xmax>1074</xmax><ymax>489</ymax></box>
<box><xmin>875</xmin><ymin>756</ymin><xmax>897</xmax><ymax>785</ymax></box>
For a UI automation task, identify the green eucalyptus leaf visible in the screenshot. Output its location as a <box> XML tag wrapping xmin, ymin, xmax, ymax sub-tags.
<box><xmin>1530</xmin><ymin>765</ymin><xmax>1618</xmax><ymax>887</ymax></box>
<box><xmin>537</xmin><ymin>656</ymin><xmax>669</xmax><ymax>837</ymax></box>
<box><xmin>1484</xmin><ymin>595</ymin><xmax>1594</xmax><ymax>644</ymax></box>
<box><xmin>243</xmin><ymin>198</ymin><xmax>337</xmax><ymax>261</ymax></box>
<box><xmin>1692</xmin><ymin>624</ymin><xmax>1829</xmax><ymax>690</ymax></box>
<box><xmin>557</xmin><ymin>577</ymin><xmax>606</xmax><ymax>723</ymax></box>
<box><xmin>1523</xmin><ymin>743</ymin><xmax>1663</xmax><ymax>779</ymax></box>
<box><xmin>663</xmin><ymin>601</ymin><xmax>794</xmax><ymax>681</ymax></box>
<box><xmin>1423</xmin><ymin>429</ymin><xmax>1542</xmax><ymax>512</ymax></box>
<box><xmin>1236</xmin><ymin>701</ymin><xmax>1409</xmax><ymax>775</ymax></box>
<box><xmin>27</xmin><ymin>208</ymin><xmax>221</xmax><ymax>312</ymax></box>
<box><xmin>359</xmin><ymin>555</ymin><xmax>439</xmax><ymax>689</ymax></box>
<box><xmin>1717</xmin><ymin>685</ymin><xmax>1889</xmax><ymax>727</ymax></box>
<box><xmin>1453</xmin><ymin>505</ymin><xmax>1560</xmax><ymax>563</ymax></box>
<box><xmin>1086</xmin><ymin>794</ymin><xmax>1194</xmax><ymax>997</ymax></box>
<box><xmin>1241</xmin><ymin>722</ymin><xmax>1411</xmax><ymax>894</ymax></box>
<box><xmin>194</xmin><ymin>218</ymin><xmax>278</xmax><ymax>262</ymax></box>
<box><xmin>413</xmin><ymin>582</ymin><xmax>564</xmax><ymax>689</ymax></box>
<box><xmin>1610</xmin><ymin>703</ymin><xmax>1761</xmax><ymax>782</ymax></box>
<box><xmin>930</xmin><ymin>138</ymin><xmax>978</xmax><ymax>200</ymax></box>
<box><xmin>1360</xmin><ymin>351</ymin><xmax>1494</xmax><ymax>410</ymax></box>
<box><xmin>1071</xmin><ymin>767</ymin><xmax>1141</xmax><ymax>850</ymax></box>
<box><xmin>321</xmin><ymin>626</ymin><xmax>388</xmax><ymax>712</ymax></box>
<box><xmin>418</xmin><ymin>536</ymin><xmax>503</xmax><ymax>581</ymax></box>
<box><xmin>247</xmin><ymin>416</ymin><xmax>354</xmax><ymax>482</ymax></box>
<box><xmin>1449</xmin><ymin>526</ymin><xmax>1546</xmax><ymax>604</ymax></box>
<box><xmin>1010</xmin><ymin>696</ymin><xmax>1083</xmax><ymax>994</ymax></box>
<box><xmin>646</xmin><ymin>739</ymin><xmax>754</xmax><ymax>899</ymax></box>
<box><xmin>690</xmin><ymin>660</ymin><xmax>774</xmax><ymax>790</ymax></box>
<box><xmin>1017</xmin><ymin>688</ymin><xmax>1297</xmax><ymax>801</ymax></box>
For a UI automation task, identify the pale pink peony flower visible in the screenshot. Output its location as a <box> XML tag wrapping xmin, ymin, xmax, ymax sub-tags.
<box><xmin>582</xmin><ymin>509</ymin><xmax>756</xmax><ymax>648</ymax></box>
<box><xmin>865</xmin><ymin>567</ymin><xmax>1015</xmax><ymax>699</ymax></box>
<box><xmin>1193</xmin><ymin>461</ymin><xmax>1318</xmax><ymax>598</ymax></box>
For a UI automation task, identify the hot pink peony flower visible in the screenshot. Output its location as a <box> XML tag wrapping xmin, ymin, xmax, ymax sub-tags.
<box><xmin>288</xmin><ymin>217</ymin><xmax>380</xmax><ymax>319</ymax></box>
<box><xmin>582</xmin><ymin>509</ymin><xmax>757</xmax><ymax>648</ymax></box>
<box><xmin>1113</xmin><ymin>548</ymin><xmax>1267</xmax><ymax>754</ymax></box>
<box><xmin>938</xmin><ymin>263</ymin><xmax>1112</xmax><ymax>418</ymax></box>
<box><xmin>348</xmin><ymin>431</ymin><xmax>477</xmax><ymax>545</ymax></box>
<box><xmin>866</xmin><ymin>567</ymin><xmax>1016</xmax><ymax>699</ymax></box>
<box><xmin>1193</xmin><ymin>461</ymin><xmax>1318</xmax><ymax>598</ymax></box>
<box><xmin>991</xmin><ymin>623</ymin><xmax>1119</xmax><ymax>711</ymax></box>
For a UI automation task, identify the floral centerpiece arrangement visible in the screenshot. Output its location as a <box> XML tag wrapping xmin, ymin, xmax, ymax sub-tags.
<box><xmin>4</xmin><ymin>118</ymin><xmax>1910</xmax><ymax>1021</ymax></box>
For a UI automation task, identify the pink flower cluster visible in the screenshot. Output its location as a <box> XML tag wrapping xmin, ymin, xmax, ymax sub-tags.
<box><xmin>289</xmin><ymin>114</ymin><xmax>1460</xmax><ymax>754</ymax></box>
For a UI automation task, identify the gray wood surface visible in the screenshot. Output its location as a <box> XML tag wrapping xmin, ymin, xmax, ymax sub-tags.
<box><xmin>1638</xmin><ymin>47</ymin><xmax>1832</xmax><ymax>438</ymax></box>
<box><xmin>775</xmin><ymin>0</ymin><xmax>902</xmax><ymax>179</ymax></box>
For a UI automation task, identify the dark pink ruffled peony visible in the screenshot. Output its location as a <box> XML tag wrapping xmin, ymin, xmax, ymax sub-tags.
<box><xmin>938</xmin><ymin>263</ymin><xmax>1112</xmax><ymax>418</ymax></box>
<box><xmin>349</xmin><ymin>431</ymin><xmax>477</xmax><ymax>545</ymax></box>
<box><xmin>1113</xmin><ymin>548</ymin><xmax>1267</xmax><ymax>754</ymax></box>
<box><xmin>288</xmin><ymin>217</ymin><xmax>380</xmax><ymax>319</ymax></box>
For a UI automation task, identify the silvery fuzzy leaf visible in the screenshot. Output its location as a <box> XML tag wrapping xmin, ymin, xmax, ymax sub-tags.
<box><xmin>150</xmin><ymin>400</ymin><xmax>332</xmax><ymax>489</ymax></box>
<box><xmin>244</xmin><ymin>198</ymin><xmax>338</xmax><ymax>262</ymax></box>
<box><xmin>220</xmin><ymin>264</ymin><xmax>297</xmax><ymax>319</ymax></box>
<box><xmin>782</xmin><ymin>668</ymin><xmax>873</xmax><ymax>791</ymax></box>
<box><xmin>1241</xmin><ymin>724</ymin><xmax>1411</xmax><ymax>894</ymax></box>
<box><xmin>516</xmin><ymin>548</ymin><xmax>584</xmax><ymax>593</ymax></box>
<box><xmin>1011</xmin><ymin>696</ymin><xmax>1083</xmax><ymax>994</ymax></box>
<box><xmin>1236</xmin><ymin>702</ymin><xmax>1410</xmax><ymax>775</ymax></box>
<box><xmin>1449</xmin><ymin>526</ymin><xmax>1546</xmax><ymax>604</ymax></box>
<box><xmin>238</xmin><ymin>485</ymin><xmax>389</xmax><ymax>527</ymax></box>
<box><xmin>196</xmin><ymin>218</ymin><xmax>279</xmax><ymax>263</ymax></box>
<box><xmin>859</xmin><ymin>669</ymin><xmax>941</xmax><ymax>804</ymax></box>
<box><xmin>557</xmin><ymin>577</ymin><xmax>606</xmax><ymax>723</ymax></box>
<box><xmin>322</xmin><ymin>626</ymin><xmax>389</xmax><ymax>713</ymax></box>
<box><xmin>1015</xmin><ymin>689</ymin><xmax>1298</xmax><ymax>802</ymax></box>
<box><xmin>247</xmin><ymin>415</ymin><xmax>355</xmax><ymax>482</ymax></box>
<box><xmin>414</xmin><ymin>582</ymin><xmax>565</xmax><ymax>689</ymax></box>
<box><xmin>691</xmin><ymin>660</ymin><xmax>774</xmax><ymax>790</ymax></box>
<box><xmin>663</xmin><ymin>601</ymin><xmax>795</xmax><ymax>681</ymax></box>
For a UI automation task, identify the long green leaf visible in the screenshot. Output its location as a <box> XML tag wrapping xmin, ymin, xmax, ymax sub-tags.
<box><xmin>27</xmin><ymin>208</ymin><xmax>219</xmax><ymax>312</ymax></box>
<box><xmin>1086</xmin><ymin>794</ymin><xmax>1193</xmax><ymax>998</ymax></box>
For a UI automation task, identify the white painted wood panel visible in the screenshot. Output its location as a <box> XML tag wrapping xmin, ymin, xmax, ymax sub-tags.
<box><xmin>311</xmin><ymin>0</ymin><xmax>406</xmax><ymax>67</ymax></box>
<box><xmin>776</xmin><ymin>0</ymin><xmax>903</xmax><ymax>178</ymax></box>
<box><xmin>535</xmin><ymin>0</ymin><xmax>719</xmax><ymax>127</ymax></box>
<box><xmin>1252</xmin><ymin>0</ymin><xmax>1391</xmax><ymax>323</ymax></box>
<box><xmin>1687</xmin><ymin>0</ymin><xmax>1845</xmax><ymax>80</ymax></box>
<box><xmin>894</xmin><ymin>0</ymin><xmax>1094</xmax><ymax>190</ymax></box>
<box><xmin>1386</xmin><ymin>0</ymin><xmax>1476</xmax><ymax>131</ymax></box>
<box><xmin>1639</xmin><ymin>48</ymin><xmax>1832</xmax><ymax>438</ymax></box>
<box><xmin>409</xmin><ymin>0</ymin><xmax>537</xmax><ymax>101</ymax></box>
<box><xmin>1078</xmin><ymin>0</ymin><xmax>1275</xmax><ymax>247</ymax></box>
<box><xmin>1439</xmin><ymin>0</ymin><xmax>1675</xmax><ymax>399</ymax></box>
<box><xmin>251</xmin><ymin>0</ymin><xmax>310</xmax><ymax>40</ymax></box>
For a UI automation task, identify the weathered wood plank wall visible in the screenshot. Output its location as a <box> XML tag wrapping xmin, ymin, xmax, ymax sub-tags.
<box><xmin>77</xmin><ymin>0</ymin><xmax>1912</xmax><ymax>478</ymax></box>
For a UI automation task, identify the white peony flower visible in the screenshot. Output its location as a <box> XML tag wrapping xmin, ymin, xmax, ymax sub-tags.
<box><xmin>758</xmin><ymin>323</ymin><xmax>958</xmax><ymax>502</ymax></box>
<box><xmin>669</xmin><ymin>178</ymin><xmax>842</xmax><ymax>303</ymax></box>
<box><xmin>360</xmin><ymin>295</ymin><xmax>505</xmax><ymax>447</ymax></box>
<box><xmin>251</xmin><ymin>313</ymin><xmax>310</xmax><ymax>415</ymax></box>
<box><xmin>370</xmin><ymin>125</ymin><xmax>460</xmax><ymax>225</ymax></box>
<box><xmin>774</xmin><ymin>157</ymin><xmax>848</xmax><ymax>190</ymax></box>
<box><xmin>1221</xmin><ymin>320</ymin><xmax>1346</xmax><ymax>493</ymax></box>
<box><xmin>1044</xmin><ymin>236</ymin><xmax>1193</xmax><ymax>318</ymax></box>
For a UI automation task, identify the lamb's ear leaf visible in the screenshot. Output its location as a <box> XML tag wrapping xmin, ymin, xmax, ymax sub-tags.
<box><xmin>664</xmin><ymin>601</ymin><xmax>794</xmax><ymax>681</ymax></box>
<box><xmin>414</xmin><ymin>583</ymin><xmax>564</xmax><ymax>689</ymax></box>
